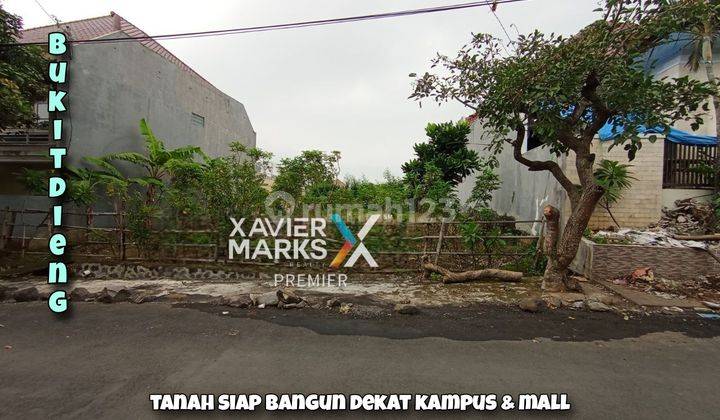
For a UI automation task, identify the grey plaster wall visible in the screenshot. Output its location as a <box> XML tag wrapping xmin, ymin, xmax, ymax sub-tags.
<box><xmin>1</xmin><ymin>31</ymin><xmax>256</xmax><ymax>233</ymax></box>
<box><xmin>457</xmin><ymin>120</ymin><xmax>567</xmax><ymax>235</ymax></box>
<box><xmin>65</xmin><ymin>31</ymin><xmax>255</xmax><ymax>164</ymax></box>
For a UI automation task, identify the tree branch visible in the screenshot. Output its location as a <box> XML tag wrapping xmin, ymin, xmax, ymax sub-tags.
<box><xmin>509</xmin><ymin>124</ymin><xmax>580</xmax><ymax>205</ymax></box>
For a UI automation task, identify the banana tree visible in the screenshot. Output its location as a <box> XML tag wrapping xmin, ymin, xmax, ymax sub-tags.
<box><xmin>101</xmin><ymin>119</ymin><xmax>203</xmax><ymax>206</ymax></box>
<box><xmin>83</xmin><ymin>155</ymin><xmax>161</xmax><ymax>259</ymax></box>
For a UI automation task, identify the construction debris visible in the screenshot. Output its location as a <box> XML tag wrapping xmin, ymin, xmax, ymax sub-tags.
<box><xmin>658</xmin><ymin>198</ymin><xmax>715</xmax><ymax>235</ymax></box>
<box><xmin>595</xmin><ymin>229</ymin><xmax>708</xmax><ymax>249</ymax></box>
<box><xmin>12</xmin><ymin>287</ymin><xmax>39</xmax><ymax>302</ymax></box>
<box><xmin>394</xmin><ymin>303</ymin><xmax>420</xmax><ymax>315</ymax></box>
<box><xmin>613</xmin><ymin>268</ymin><xmax>720</xmax><ymax>303</ymax></box>
<box><xmin>250</xmin><ymin>291</ymin><xmax>279</xmax><ymax>307</ymax></box>
<box><xmin>277</xmin><ymin>289</ymin><xmax>303</xmax><ymax>305</ymax></box>
<box><xmin>702</xmin><ymin>301</ymin><xmax>720</xmax><ymax>310</ymax></box>
<box><xmin>586</xmin><ymin>300</ymin><xmax>611</xmax><ymax>312</ymax></box>
<box><xmin>518</xmin><ymin>297</ymin><xmax>545</xmax><ymax>313</ymax></box>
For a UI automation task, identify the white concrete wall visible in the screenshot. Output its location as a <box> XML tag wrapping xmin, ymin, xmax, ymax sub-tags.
<box><xmin>651</xmin><ymin>46</ymin><xmax>719</xmax><ymax>137</ymax></box>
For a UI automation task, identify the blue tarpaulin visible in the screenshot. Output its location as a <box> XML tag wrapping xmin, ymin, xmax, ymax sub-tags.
<box><xmin>598</xmin><ymin>123</ymin><xmax>718</xmax><ymax>146</ymax></box>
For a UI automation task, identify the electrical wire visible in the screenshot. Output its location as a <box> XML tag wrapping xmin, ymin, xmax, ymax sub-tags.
<box><xmin>487</xmin><ymin>2</ymin><xmax>513</xmax><ymax>54</ymax></box>
<box><xmin>32</xmin><ymin>0</ymin><xmax>60</xmax><ymax>25</ymax></box>
<box><xmin>491</xmin><ymin>9</ymin><xmax>514</xmax><ymax>46</ymax></box>
<box><xmin>2</xmin><ymin>0</ymin><xmax>533</xmax><ymax>48</ymax></box>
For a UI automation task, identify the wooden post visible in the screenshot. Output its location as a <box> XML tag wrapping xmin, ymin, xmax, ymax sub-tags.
<box><xmin>422</xmin><ymin>223</ymin><xmax>429</xmax><ymax>257</ymax></box>
<box><xmin>532</xmin><ymin>220</ymin><xmax>546</xmax><ymax>269</ymax></box>
<box><xmin>118</xmin><ymin>211</ymin><xmax>126</xmax><ymax>261</ymax></box>
<box><xmin>0</xmin><ymin>207</ymin><xmax>10</xmax><ymax>250</ymax></box>
<box><xmin>85</xmin><ymin>207</ymin><xmax>93</xmax><ymax>243</ymax></box>
<box><xmin>47</xmin><ymin>206</ymin><xmax>53</xmax><ymax>238</ymax></box>
<box><xmin>20</xmin><ymin>208</ymin><xmax>26</xmax><ymax>257</ymax></box>
<box><xmin>434</xmin><ymin>220</ymin><xmax>446</xmax><ymax>265</ymax></box>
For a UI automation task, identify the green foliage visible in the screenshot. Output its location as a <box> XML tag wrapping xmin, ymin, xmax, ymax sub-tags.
<box><xmin>413</xmin><ymin>164</ymin><xmax>456</xmax><ymax>203</ymax></box>
<box><xmin>411</xmin><ymin>1</ymin><xmax>715</xmax><ymax>276</ymax></box>
<box><xmin>65</xmin><ymin>166</ymin><xmax>100</xmax><ymax>208</ymax></box>
<box><xmin>17</xmin><ymin>168</ymin><xmax>46</xmax><ymax>196</ymax></box>
<box><xmin>126</xmin><ymin>193</ymin><xmax>161</xmax><ymax>257</ymax></box>
<box><xmin>468</xmin><ymin>155</ymin><xmax>501</xmax><ymax>210</ymax></box>
<box><xmin>402</xmin><ymin>121</ymin><xmax>480</xmax><ymax>200</ymax></box>
<box><xmin>594</xmin><ymin>160</ymin><xmax>635</xmax><ymax>227</ymax></box>
<box><xmin>18</xmin><ymin>166</ymin><xmax>99</xmax><ymax>209</ymax></box>
<box><xmin>412</xmin><ymin>2</ymin><xmax>713</xmax><ymax>163</ymax></box>
<box><xmin>0</xmin><ymin>5</ymin><xmax>47</xmax><ymax>130</ymax></box>
<box><xmin>459</xmin><ymin>220</ymin><xmax>484</xmax><ymax>252</ymax></box>
<box><xmin>198</xmin><ymin>142</ymin><xmax>272</xmax><ymax>233</ymax></box>
<box><xmin>594</xmin><ymin>160</ymin><xmax>635</xmax><ymax>205</ymax></box>
<box><xmin>503</xmin><ymin>239</ymin><xmax>546</xmax><ymax>276</ymax></box>
<box><xmin>683</xmin><ymin>0</ymin><xmax>720</xmax><ymax>73</ymax></box>
<box><xmin>273</xmin><ymin>150</ymin><xmax>341</xmax><ymax>201</ymax></box>
<box><xmin>305</xmin><ymin>171</ymin><xmax>409</xmax><ymax>220</ymax></box>
<box><xmin>101</xmin><ymin>119</ymin><xmax>204</xmax><ymax>204</ymax></box>
<box><xmin>459</xmin><ymin>219</ymin><xmax>508</xmax><ymax>267</ymax></box>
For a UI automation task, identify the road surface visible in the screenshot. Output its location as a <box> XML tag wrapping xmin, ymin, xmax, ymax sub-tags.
<box><xmin>1</xmin><ymin>302</ymin><xmax>719</xmax><ymax>419</ymax></box>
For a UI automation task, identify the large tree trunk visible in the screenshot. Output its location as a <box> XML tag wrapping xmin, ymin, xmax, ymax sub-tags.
<box><xmin>541</xmin><ymin>205</ymin><xmax>563</xmax><ymax>291</ymax></box>
<box><xmin>542</xmin><ymin>187</ymin><xmax>604</xmax><ymax>292</ymax></box>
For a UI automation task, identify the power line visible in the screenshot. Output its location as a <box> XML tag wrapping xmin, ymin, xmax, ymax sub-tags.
<box><xmin>32</xmin><ymin>0</ymin><xmax>60</xmax><ymax>25</ymax></box>
<box><xmin>3</xmin><ymin>0</ymin><xmax>532</xmax><ymax>48</ymax></box>
<box><xmin>491</xmin><ymin>9</ymin><xmax>514</xmax><ymax>45</ymax></box>
<box><xmin>487</xmin><ymin>1</ymin><xmax>513</xmax><ymax>54</ymax></box>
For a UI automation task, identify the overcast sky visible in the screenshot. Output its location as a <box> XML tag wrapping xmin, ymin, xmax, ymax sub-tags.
<box><xmin>5</xmin><ymin>0</ymin><xmax>601</xmax><ymax>180</ymax></box>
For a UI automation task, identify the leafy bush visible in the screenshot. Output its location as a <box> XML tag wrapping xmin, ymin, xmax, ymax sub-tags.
<box><xmin>594</xmin><ymin>160</ymin><xmax>636</xmax><ymax>228</ymax></box>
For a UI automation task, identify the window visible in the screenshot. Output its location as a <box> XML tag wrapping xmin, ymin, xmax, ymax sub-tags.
<box><xmin>191</xmin><ymin>112</ymin><xmax>205</xmax><ymax>128</ymax></box>
<box><xmin>662</xmin><ymin>141</ymin><xmax>716</xmax><ymax>189</ymax></box>
<box><xmin>34</xmin><ymin>102</ymin><xmax>49</xmax><ymax>121</ymax></box>
<box><xmin>525</xmin><ymin>125</ymin><xmax>543</xmax><ymax>151</ymax></box>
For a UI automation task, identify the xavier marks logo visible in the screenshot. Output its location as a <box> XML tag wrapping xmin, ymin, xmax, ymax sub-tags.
<box><xmin>330</xmin><ymin>213</ymin><xmax>380</xmax><ymax>268</ymax></box>
<box><xmin>227</xmin><ymin>214</ymin><xmax>380</xmax><ymax>268</ymax></box>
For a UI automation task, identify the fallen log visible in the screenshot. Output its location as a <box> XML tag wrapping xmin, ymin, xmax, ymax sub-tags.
<box><xmin>422</xmin><ymin>263</ymin><xmax>523</xmax><ymax>284</ymax></box>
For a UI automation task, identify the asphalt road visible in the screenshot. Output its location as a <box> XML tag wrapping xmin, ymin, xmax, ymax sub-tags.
<box><xmin>1</xmin><ymin>302</ymin><xmax>719</xmax><ymax>419</ymax></box>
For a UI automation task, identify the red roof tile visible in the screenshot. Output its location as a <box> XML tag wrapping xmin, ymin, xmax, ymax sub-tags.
<box><xmin>20</xmin><ymin>12</ymin><xmax>218</xmax><ymax>92</ymax></box>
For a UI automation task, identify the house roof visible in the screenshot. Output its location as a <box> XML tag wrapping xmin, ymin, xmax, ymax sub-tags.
<box><xmin>19</xmin><ymin>12</ymin><xmax>218</xmax><ymax>92</ymax></box>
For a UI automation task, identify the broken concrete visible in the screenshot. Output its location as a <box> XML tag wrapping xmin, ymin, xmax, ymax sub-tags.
<box><xmin>599</xmin><ymin>280</ymin><xmax>703</xmax><ymax>308</ymax></box>
<box><xmin>250</xmin><ymin>292</ymin><xmax>279</xmax><ymax>307</ymax></box>
<box><xmin>519</xmin><ymin>297</ymin><xmax>545</xmax><ymax>313</ymax></box>
<box><xmin>13</xmin><ymin>287</ymin><xmax>39</xmax><ymax>302</ymax></box>
<box><xmin>394</xmin><ymin>303</ymin><xmax>420</xmax><ymax>315</ymax></box>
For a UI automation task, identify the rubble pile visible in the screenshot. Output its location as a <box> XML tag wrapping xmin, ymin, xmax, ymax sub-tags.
<box><xmin>613</xmin><ymin>267</ymin><xmax>720</xmax><ymax>303</ymax></box>
<box><xmin>658</xmin><ymin>198</ymin><xmax>715</xmax><ymax>235</ymax></box>
<box><xmin>593</xmin><ymin>228</ymin><xmax>708</xmax><ymax>249</ymax></box>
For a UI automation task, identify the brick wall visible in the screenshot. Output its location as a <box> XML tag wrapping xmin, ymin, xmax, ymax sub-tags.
<box><xmin>573</xmin><ymin>238</ymin><xmax>720</xmax><ymax>280</ymax></box>
<box><xmin>564</xmin><ymin>138</ymin><xmax>664</xmax><ymax>229</ymax></box>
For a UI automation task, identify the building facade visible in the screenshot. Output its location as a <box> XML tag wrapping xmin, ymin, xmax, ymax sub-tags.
<box><xmin>0</xmin><ymin>12</ymin><xmax>256</xmax><ymax>210</ymax></box>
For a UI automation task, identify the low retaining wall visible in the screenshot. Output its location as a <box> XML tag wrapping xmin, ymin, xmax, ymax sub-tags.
<box><xmin>74</xmin><ymin>263</ymin><xmax>255</xmax><ymax>281</ymax></box>
<box><xmin>571</xmin><ymin>238</ymin><xmax>719</xmax><ymax>281</ymax></box>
